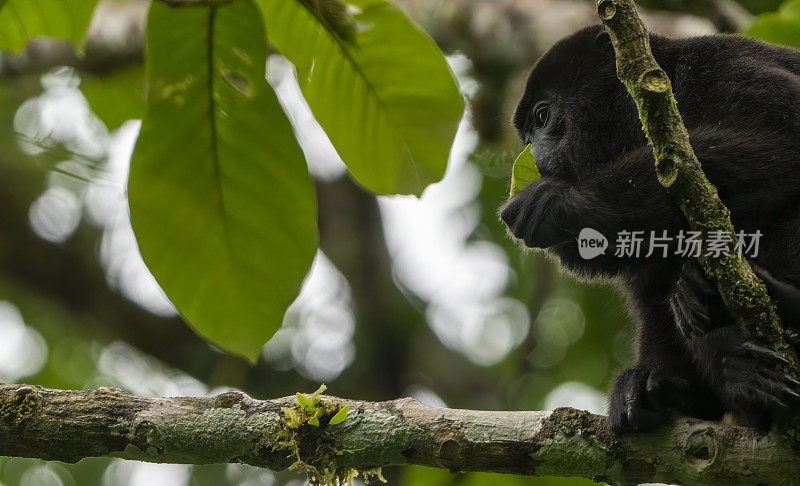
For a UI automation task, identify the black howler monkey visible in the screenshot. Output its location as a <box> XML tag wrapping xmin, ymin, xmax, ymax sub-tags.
<box><xmin>500</xmin><ymin>25</ymin><xmax>800</xmax><ymax>432</ymax></box>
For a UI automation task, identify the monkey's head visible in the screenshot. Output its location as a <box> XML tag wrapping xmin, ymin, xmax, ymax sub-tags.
<box><xmin>499</xmin><ymin>26</ymin><xmax>663</xmax><ymax>277</ymax></box>
<box><xmin>511</xmin><ymin>26</ymin><xmax>645</xmax><ymax>179</ymax></box>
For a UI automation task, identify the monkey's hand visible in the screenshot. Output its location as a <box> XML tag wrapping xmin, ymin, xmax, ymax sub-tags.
<box><xmin>707</xmin><ymin>327</ymin><xmax>800</xmax><ymax>412</ymax></box>
<box><xmin>609</xmin><ymin>365</ymin><xmax>718</xmax><ymax>432</ymax></box>
<box><xmin>500</xmin><ymin>179</ymin><xmax>572</xmax><ymax>249</ymax></box>
<box><xmin>672</xmin><ymin>259</ymin><xmax>800</xmax><ymax>344</ymax></box>
<box><xmin>673</xmin><ymin>261</ymin><xmax>800</xmax><ymax>417</ymax></box>
<box><xmin>669</xmin><ymin>259</ymin><xmax>731</xmax><ymax>339</ymax></box>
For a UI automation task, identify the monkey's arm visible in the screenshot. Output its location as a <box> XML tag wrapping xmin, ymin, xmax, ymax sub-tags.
<box><xmin>500</xmin><ymin>143</ymin><xmax>683</xmax><ymax>249</ymax></box>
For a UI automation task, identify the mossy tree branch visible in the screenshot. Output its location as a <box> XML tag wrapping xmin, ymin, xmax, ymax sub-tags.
<box><xmin>595</xmin><ymin>0</ymin><xmax>798</xmax><ymax>370</ymax></box>
<box><xmin>2</xmin><ymin>383</ymin><xmax>800</xmax><ymax>485</ymax></box>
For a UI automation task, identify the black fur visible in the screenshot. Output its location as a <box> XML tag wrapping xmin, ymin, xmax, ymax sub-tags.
<box><xmin>501</xmin><ymin>26</ymin><xmax>800</xmax><ymax>432</ymax></box>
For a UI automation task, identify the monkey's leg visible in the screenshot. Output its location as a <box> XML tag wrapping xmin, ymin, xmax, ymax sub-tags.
<box><xmin>609</xmin><ymin>300</ymin><xmax>723</xmax><ymax>433</ymax></box>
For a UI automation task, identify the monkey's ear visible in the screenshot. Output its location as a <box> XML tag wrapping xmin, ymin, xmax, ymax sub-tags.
<box><xmin>594</xmin><ymin>31</ymin><xmax>612</xmax><ymax>51</ymax></box>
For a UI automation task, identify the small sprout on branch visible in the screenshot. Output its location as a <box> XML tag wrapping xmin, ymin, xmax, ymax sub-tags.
<box><xmin>284</xmin><ymin>384</ymin><xmax>329</xmax><ymax>427</ymax></box>
<box><xmin>329</xmin><ymin>406</ymin><xmax>350</xmax><ymax>425</ymax></box>
<box><xmin>296</xmin><ymin>392</ymin><xmax>313</xmax><ymax>410</ymax></box>
<box><xmin>308</xmin><ymin>409</ymin><xmax>323</xmax><ymax>427</ymax></box>
<box><xmin>274</xmin><ymin>384</ymin><xmax>362</xmax><ymax>485</ymax></box>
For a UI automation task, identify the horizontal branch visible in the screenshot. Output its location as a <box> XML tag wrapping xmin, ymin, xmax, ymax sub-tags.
<box><xmin>2</xmin><ymin>383</ymin><xmax>799</xmax><ymax>485</ymax></box>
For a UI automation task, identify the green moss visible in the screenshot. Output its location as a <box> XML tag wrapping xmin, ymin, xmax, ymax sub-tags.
<box><xmin>0</xmin><ymin>388</ymin><xmax>37</xmax><ymax>427</ymax></box>
<box><xmin>273</xmin><ymin>385</ymin><xmax>378</xmax><ymax>486</ymax></box>
<box><xmin>552</xmin><ymin>408</ymin><xmax>591</xmax><ymax>436</ymax></box>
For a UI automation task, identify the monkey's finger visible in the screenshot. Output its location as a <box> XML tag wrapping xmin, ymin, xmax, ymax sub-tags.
<box><xmin>623</xmin><ymin>385</ymin><xmax>639</xmax><ymax>409</ymax></box>
<box><xmin>671</xmin><ymin>293</ymin><xmax>707</xmax><ymax>338</ymax></box>
<box><xmin>782</xmin><ymin>372</ymin><xmax>800</xmax><ymax>390</ymax></box>
<box><xmin>683</xmin><ymin>296</ymin><xmax>711</xmax><ymax>334</ymax></box>
<box><xmin>722</xmin><ymin>367</ymin><xmax>789</xmax><ymax>409</ymax></box>
<box><xmin>669</xmin><ymin>297</ymin><xmax>691</xmax><ymax>339</ymax></box>
<box><xmin>749</xmin><ymin>387</ymin><xmax>790</xmax><ymax>410</ymax></box>
<box><xmin>759</xmin><ymin>373</ymin><xmax>800</xmax><ymax>403</ymax></box>
<box><xmin>740</xmin><ymin>342</ymin><xmax>790</xmax><ymax>365</ymax></box>
<box><xmin>723</xmin><ymin>365</ymin><xmax>795</xmax><ymax>408</ymax></box>
<box><xmin>723</xmin><ymin>355</ymin><xmax>785</xmax><ymax>380</ymax></box>
<box><xmin>758</xmin><ymin>368</ymin><xmax>800</xmax><ymax>400</ymax></box>
<box><xmin>676</xmin><ymin>279</ymin><xmax>711</xmax><ymax>328</ymax></box>
<box><xmin>763</xmin><ymin>367</ymin><xmax>800</xmax><ymax>390</ymax></box>
<box><xmin>688</xmin><ymin>309</ymin><xmax>710</xmax><ymax>337</ymax></box>
<box><xmin>622</xmin><ymin>371</ymin><xmax>668</xmax><ymax>430</ymax></box>
<box><xmin>779</xmin><ymin>384</ymin><xmax>800</xmax><ymax>403</ymax></box>
<box><xmin>721</xmin><ymin>357</ymin><xmax>798</xmax><ymax>403</ymax></box>
<box><xmin>626</xmin><ymin>406</ymin><xmax>670</xmax><ymax>431</ymax></box>
<box><xmin>644</xmin><ymin>372</ymin><xmax>665</xmax><ymax>411</ymax></box>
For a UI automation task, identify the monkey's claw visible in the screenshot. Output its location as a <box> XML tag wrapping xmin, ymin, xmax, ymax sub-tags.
<box><xmin>739</xmin><ymin>341</ymin><xmax>789</xmax><ymax>365</ymax></box>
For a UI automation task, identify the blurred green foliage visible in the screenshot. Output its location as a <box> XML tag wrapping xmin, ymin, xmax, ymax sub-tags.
<box><xmin>747</xmin><ymin>0</ymin><xmax>800</xmax><ymax>47</ymax></box>
<box><xmin>403</xmin><ymin>465</ymin><xmax>600</xmax><ymax>486</ymax></box>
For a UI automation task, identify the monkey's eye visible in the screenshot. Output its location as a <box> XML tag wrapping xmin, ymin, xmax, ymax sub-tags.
<box><xmin>533</xmin><ymin>102</ymin><xmax>550</xmax><ymax>129</ymax></box>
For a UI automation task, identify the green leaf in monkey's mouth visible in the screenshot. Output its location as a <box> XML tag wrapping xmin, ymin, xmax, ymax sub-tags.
<box><xmin>510</xmin><ymin>144</ymin><xmax>540</xmax><ymax>197</ymax></box>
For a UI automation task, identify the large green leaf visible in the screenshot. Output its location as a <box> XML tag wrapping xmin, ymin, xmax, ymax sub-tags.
<box><xmin>257</xmin><ymin>0</ymin><xmax>464</xmax><ymax>196</ymax></box>
<box><xmin>0</xmin><ymin>0</ymin><xmax>98</xmax><ymax>51</ymax></box>
<box><xmin>746</xmin><ymin>0</ymin><xmax>800</xmax><ymax>48</ymax></box>
<box><xmin>129</xmin><ymin>0</ymin><xmax>317</xmax><ymax>361</ymax></box>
